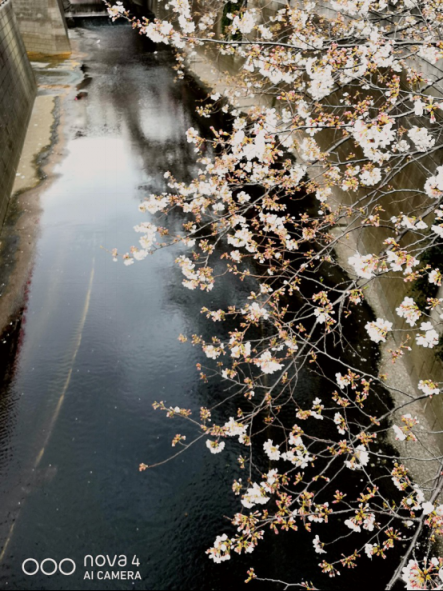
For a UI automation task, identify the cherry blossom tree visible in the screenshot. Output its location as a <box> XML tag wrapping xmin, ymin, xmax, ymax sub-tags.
<box><xmin>105</xmin><ymin>0</ymin><xmax>443</xmax><ymax>588</ymax></box>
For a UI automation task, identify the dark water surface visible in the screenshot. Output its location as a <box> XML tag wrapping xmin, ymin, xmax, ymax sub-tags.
<box><xmin>0</xmin><ymin>23</ymin><xmax>396</xmax><ymax>591</ymax></box>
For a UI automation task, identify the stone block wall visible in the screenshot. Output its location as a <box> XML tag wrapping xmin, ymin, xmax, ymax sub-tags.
<box><xmin>0</xmin><ymin>0</ymin><xmax>36</xmax><ymax>226</ymax></box>
<box><xmin>13</xmin><ymin>0</ymin><xmax>71</xmax><ymax>55</ymax></box>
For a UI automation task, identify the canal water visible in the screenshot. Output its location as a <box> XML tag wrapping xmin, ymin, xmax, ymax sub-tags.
<box><xmin>0</xmin><ymin>22</ymin><xmax>397</xmax><ymax>591</ymax></box>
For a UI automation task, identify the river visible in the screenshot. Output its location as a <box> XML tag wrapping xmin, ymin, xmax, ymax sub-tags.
<box><xmin>0</xmin><ymin>20</ymin><xmax>398</xmax><ymax>591</ymax></box>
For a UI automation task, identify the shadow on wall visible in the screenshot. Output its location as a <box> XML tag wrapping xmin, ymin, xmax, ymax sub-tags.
<box><xmin>0</xmin><ymin>0</ymin><xmax>36</xmax><ymax>227</ymax></box>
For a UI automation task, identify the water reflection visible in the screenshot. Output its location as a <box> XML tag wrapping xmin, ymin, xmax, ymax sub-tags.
<box><xmin>0</xmin><ymin>22</ymin><xmax>394</xmax><ymax>591</ymax></box>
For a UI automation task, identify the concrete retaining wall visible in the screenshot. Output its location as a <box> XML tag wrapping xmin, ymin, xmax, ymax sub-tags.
<box><xmin>13</xmin><ymin>0</ymin><xmax>71</xmax><ymax>55</ymax></box>
<box><xmin>0</xmin><ymin>0</ymin><xmax>36</xmax><ymax>226</ymax></box>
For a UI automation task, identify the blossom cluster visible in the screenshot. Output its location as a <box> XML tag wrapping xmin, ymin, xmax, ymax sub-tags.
<box><xmin>107</xmin><ymin>0</ymin><xmax>443</xmax><ymax>586</ymax></box>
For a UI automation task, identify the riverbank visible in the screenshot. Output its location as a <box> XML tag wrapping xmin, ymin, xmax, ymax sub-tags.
<box><xmin>0</xmin><ymin>53</ymin><xmax>84</xmax><ymax>338</ymax></box>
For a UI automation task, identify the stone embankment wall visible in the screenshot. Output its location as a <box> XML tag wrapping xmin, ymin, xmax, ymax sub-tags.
<box><xmin>13</xmin><ymin>0</ymin><xmax>71</xmax><ymax>55</ymax></box>
<box><xmin>0</xmin><ymin>0</ymin><xmax>36</xmax><ymax>226</ymax></box>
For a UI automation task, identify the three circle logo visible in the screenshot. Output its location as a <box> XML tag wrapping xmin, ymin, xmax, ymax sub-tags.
<box><xmin>22</xmin><ymin>558</ymin><xmax>76</xmax><ymax>576</ymax></box>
